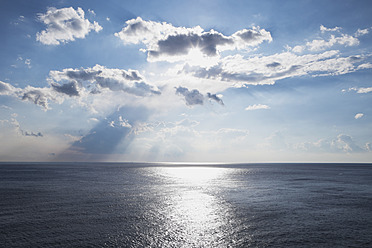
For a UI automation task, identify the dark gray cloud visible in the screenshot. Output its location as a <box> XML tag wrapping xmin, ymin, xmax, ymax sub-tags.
<box><xmin>149</xmin><ymin>32</ymin><xmax>233</xmax><ymax>58</ymax></box>
<box><xmin>51</xmin><ymin>81</ymin><xmax>80</xmax><ymax>96</ymax></box>
<box><xmin>175</xmin><ymin>86</ymin><xmax>204</xmax><ymax>106</ymax></box>
<box><xmin>182</xmin><ymin>64</ymin><xmax>222</xmax><ymax>79</ymax></box>
<box><xmin>266</xmin><ymin>62</ymin><xmax>281</xmax><ymax>68</ymax></box>
<box><xmin>175</xmin><ymin>86</ymin><xmax>224</xmax><ymax>106</ymax></box>
<box><xmin>237</xmin><ymin>29</ymin><xmax>269</xmax><ymax>42</ymax></box>
<box><xmin>95</xmin><ymin>77</ymin><xmax>160</xmax><ymax>96</ymax></box>
<box><xmin>121</xmin><ymin>20</ymin><xmax>149</xmax><ymax>36</ymax></box>
<box><xmin>123</xmin><ymin>70</ymin><xmax>142</xmax><ymax>81</ymax></box>
<box><xmin>23</xmin><ymin>131</ymin><xmax>43</xmax><ymax>137</ymax></box>
<box><xmin>115</xmin><ymin>17</ymin><xmax>272</xmax><ymax>61</ymax></box>
<box><xmin>207</xmin><ymin>93</ymin><xmax>224</xmax><ymax>105</ymax></box>
<box><xmin>50</xmin><ymin>65</ymin><xmax>161</xmax><ymax>97</ymax></box>
<box><xmin>66</xmin><ymin>70</ymin><xmax>101</xmax><ymax>81</ymax></box>
<box><xmin>21</xmin><ymin>89</ymin><xmax>50</xmax><ymax>110</ymax></box>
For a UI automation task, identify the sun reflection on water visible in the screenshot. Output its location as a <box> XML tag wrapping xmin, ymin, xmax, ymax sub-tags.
<box><xmin>159</xmin><ymin>166</ymin><xmax>228</xmax><ymax>185</ymax></box>
<box><xmin>152</xmin><ymin>166</ymin><xmax>235</xmax><ymax>247</ymax></box>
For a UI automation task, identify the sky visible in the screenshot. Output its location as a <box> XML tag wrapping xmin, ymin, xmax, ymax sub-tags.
<box><xmin>1</xmin><ymin>0</ymin><xmax>372</xmax><ymax>163</ymax></box>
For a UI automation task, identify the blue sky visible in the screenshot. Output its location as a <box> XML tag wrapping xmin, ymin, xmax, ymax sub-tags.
<box><xmin>1</xmin><ymin>0</ymin><xmax>372</xmax><ymax>162</ymax></box>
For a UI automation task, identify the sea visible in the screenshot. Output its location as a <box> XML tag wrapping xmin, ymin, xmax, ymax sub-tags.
<box><xmin>0</xmin><ymin>162</ymin><xmax>371</xmax><ymax>247</ymax></box>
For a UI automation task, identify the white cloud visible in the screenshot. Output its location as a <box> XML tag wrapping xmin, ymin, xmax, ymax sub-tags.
<box><xmin>245</xmin><ymin>104</ymin><xmax>270</xmax><ymax>111</ymax></box>
<box><xmin>355</xmin><ymin>113</ymin><xmax>364</xmax><ymax>119</ymax></box>
<box><xmin>305</xmin><ymin>34</ymin><xmax>359</xmax><ymax>51</ymax></box>
<box><xmin>109</xmin><ymin>116</ymin><xmax>132</xmax><ymax>128</ymax></box>
<box><xmin>36</xmin><ymin>7</ymin><xmax>102</xmax><ymax>45</ymax></box>
<box><xmin>115</xmin><ymin>21</ymin><xmax>369</xmax><ymax>93</ymax></box>
<box><xmin>331</xmin><ymin>134</ymin><xmax>364</xmax><ymax>153</ymax></box>
<box><xmin>290</xmin><ymin>25</ymin><xmax>360</xmax><ymax>53</ymax></box>
<box><xmin>88</xmin><ymin>117</ymin><xmax>99</xmax><ymax>123</ymax></box>
<box><xmin>296</xmin><ymin>134</ymin><xmax>369</xmax><ymax>153</ymax></box>
<box><xmin>0</xmin><ymin>80</ymin><xmax>17</xmax><ymax>96</ymax></box>
<box><xmin>348</xmin><ymin>87</ymin><xmax>372</xmax><ymax>94</ymax></box>
<box><xmin>115</xmin><ymin>17</ymin><xmax>272</xmax><ymax>62</ymax></box>
<box><xmin>355</xmin><ymin>27</ymin><xmax>370</xmax><ymax>37</ymax></box>
<box><xmin>320</xmin><ymin>25</ymin><xmax>341</xmax><ymax>33</ymax></box>
<box><xmin>357</xmin><ymin>63</ymin><xmax>372</xmax><ymax>70</ymax></box>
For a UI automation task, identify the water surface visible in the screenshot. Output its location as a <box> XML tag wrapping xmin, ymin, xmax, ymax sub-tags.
<box><xmin>1</xmin><ymin>163</ymin><xmax>371</xmax><ymax>247</ymax></box>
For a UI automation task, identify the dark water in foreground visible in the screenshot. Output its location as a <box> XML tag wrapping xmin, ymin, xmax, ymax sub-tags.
<box><xmin>0</xmin><ymin>163</ymin><xmax>372</xmax><ymax>247</ymax></box>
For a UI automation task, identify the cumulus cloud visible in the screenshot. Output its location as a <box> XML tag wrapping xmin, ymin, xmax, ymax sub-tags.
<box><xmin>175</xmin><ymin>86</ymin><xmax>224</xmax><ymax>106</ymax></box>
<box><xmin>0</xmin><ymin>81</ymin><xmax>60</xmax><ymax>110</ymax></box>
<box><xmin>0</xmin><ymin>65</ymin><xmax>161</xmax><ymax>111</ymax></box>
<box><xmin>355</xmin><ymin>113</ymin><xmax>364</xmax><ymax>119</ymax></box>
<box><xmin>306</xmin><ymin>34</ymin><xmax>359</xmax><ymax>51</ymax></box>
<box><xmin>36</xmin><ymin>7</ymin><xmax>102</xmax><ymax>45</ymax></box>
<box><xmin>21</xmin><ymin>87</ymin><xmax>56</xmax><ymax>110</ymax></box>
<box><xmin>332</xmin><ymin>134</ymin><xmax>364</xmax><ymax>153</ymax></box>
<box><xmin>175</xmin><ymin>86</ymin><xmax>204</xmax><ymax>106</ymax></box>
<box><xmin>115</xmin><ymin>17</ymin><xmax>272</xmax><ymax>61</ymax></box>
<box><xmin>51</xmin><ymin>81</ymin><xmax>80</xmax><ymax>96</ymax></box>
<box><xmin>245</xmin><ymin>104</ymin><xmax>270</xmax><ymax>111</ymax></box>
<box><xmin>289</xmin><ymin>25</ymin><xmax>360</xmax><ymax>53</ymax></box>
<box><xmin>297</xmin><ymin>134</ymin><xmax>369</xmax><ymax>153</ymax></box>
<box><xmin>49</xmin><ymin>64</ymin><xmax>160</xmax><ymax>97</ymax></box>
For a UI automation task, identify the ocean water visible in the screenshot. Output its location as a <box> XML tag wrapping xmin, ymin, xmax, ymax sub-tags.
<box><xmin>0</xmin><ymin>163</ymin><xmax>371</xmax><ymax>247</ymax></box>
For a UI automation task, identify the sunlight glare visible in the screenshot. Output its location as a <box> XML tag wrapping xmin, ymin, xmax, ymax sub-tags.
<box><xmin>186</xmin><ymin>48</ymin><xmax>220</xmax><ymax>67</ymax></box>
<box><xmin>160</xmin><ymin>166</ymin><xmax>228</xmax><ymax>185</ymax></box>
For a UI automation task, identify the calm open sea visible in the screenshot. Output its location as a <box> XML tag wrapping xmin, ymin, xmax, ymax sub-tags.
<box><xmin>0</xmin><ymin>162</ymin><xmax>371</xmax><ymax>247</ymax></box>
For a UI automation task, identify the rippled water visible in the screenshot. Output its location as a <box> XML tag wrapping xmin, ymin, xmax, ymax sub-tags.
<box><xmin>1</xmin><ymin>163</ymin><xmax>372</xmax><ymax>247</ymax></box>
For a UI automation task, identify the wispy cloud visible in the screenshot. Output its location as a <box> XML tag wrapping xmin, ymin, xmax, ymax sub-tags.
<box><xmin>245</xmin><ymin>104</ymin><xmax>270</xmax><ymax>111</ymax></box>
<box><xmin>296</xmin><ymin>134</ymin><xmax>369</xmax><ymax>153</ymax></box>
